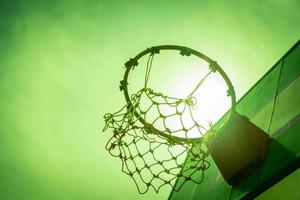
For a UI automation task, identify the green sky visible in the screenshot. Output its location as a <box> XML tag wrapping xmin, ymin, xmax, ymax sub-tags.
<box><xmin>0</xmin><ymin>0</ymin><xmax>299</xmax><ymax>199</ymax></box>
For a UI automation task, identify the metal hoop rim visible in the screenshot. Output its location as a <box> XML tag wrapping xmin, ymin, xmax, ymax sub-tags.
<box><xmin>121</xmin><ymin>45</ymin><xmax>236</xmax><ymax>144</ymax></box>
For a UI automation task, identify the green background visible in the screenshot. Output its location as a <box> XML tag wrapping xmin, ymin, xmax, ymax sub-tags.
<box><xmin>0</xmin><ymin>0</ymin><xmax>299</xmax><ymax>199</ymax></box>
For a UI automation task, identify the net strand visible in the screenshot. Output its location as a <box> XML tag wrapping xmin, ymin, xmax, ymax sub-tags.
<box><xmin>144</xmin><ymin>53</ymin><xmax>155</xmax><ymax>88</ymax></box>
<box><xmin>187</xmin><ymin>70</ymin><xmax>213</xmax><ymax>98</ymax></box>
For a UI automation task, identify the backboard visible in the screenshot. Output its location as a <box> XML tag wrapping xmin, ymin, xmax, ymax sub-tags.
<box><xmin>169</xmin><ymin>39</ymin><xmax>300</xmax><ymax>200</ymax></box>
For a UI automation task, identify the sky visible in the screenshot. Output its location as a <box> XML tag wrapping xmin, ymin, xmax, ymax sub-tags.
<box><xmin>0</xmin><ymin>0</ymin><xmax>299</xmax><ymax>199</ymax></box>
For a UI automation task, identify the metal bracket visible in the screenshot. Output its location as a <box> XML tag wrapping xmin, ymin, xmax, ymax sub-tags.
<box><xmin>148</xmin><ymin>47</ymin><xmax>160</xmax><ymax>55</ymax></box>
<box><xmin>209</xmin><ymin>61</ymin><xmax>219</xmax><ymax>72</ymax></box>
<box><xmin>180</xmin><ymin>47</ymin><xmax>191</xmax><ymax>56</ymax></box>
<box><xmin>119</xmin><ymin>80</ymin><xmax>127</xmax><ymax>91</ymax></box>
<box><xmin>125</xmin><ymin>58</ymin><xmax>138</xmax><ymax>69</ymax></box>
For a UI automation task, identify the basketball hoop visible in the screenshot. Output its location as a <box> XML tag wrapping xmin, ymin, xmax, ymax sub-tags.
<box><xmin>103</xmin><ymin>45</ymin><xmax>236</xmax><ymax>193</ymax></box>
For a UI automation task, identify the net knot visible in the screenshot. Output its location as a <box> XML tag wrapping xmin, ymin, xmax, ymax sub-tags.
<box><xmin>186</xmin><ymin>96</ymin><xmax>197</xmax><ymax>107</ymax></box>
